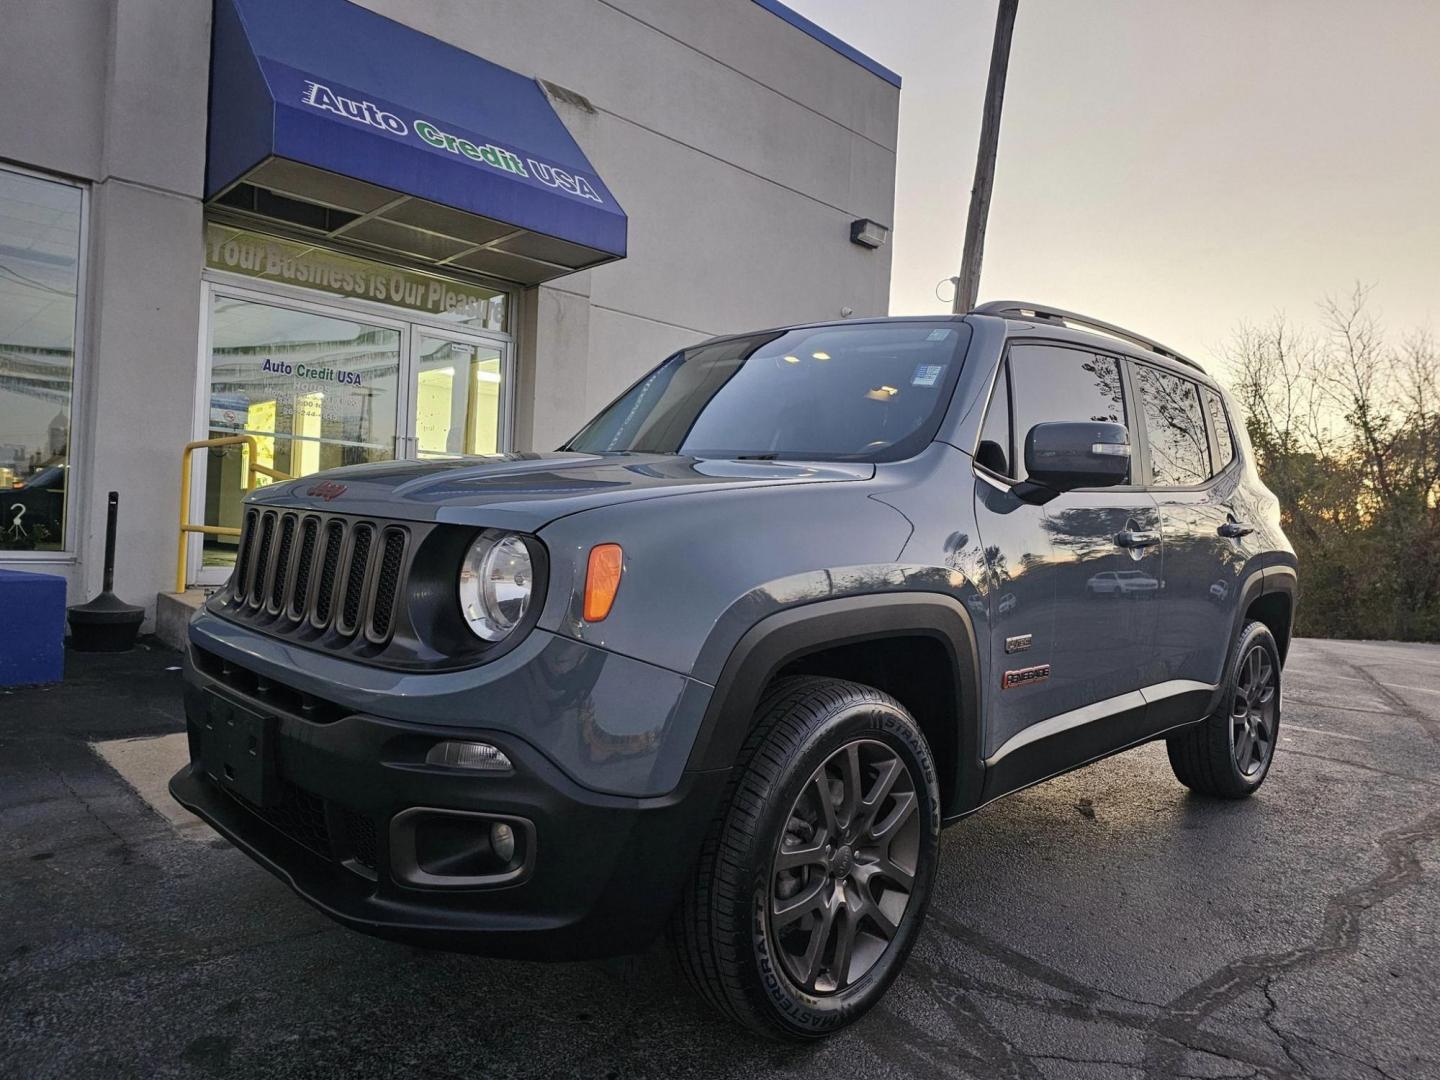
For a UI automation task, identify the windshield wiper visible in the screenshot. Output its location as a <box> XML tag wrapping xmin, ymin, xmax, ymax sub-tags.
<box><xmin>734</xmin><ymin>453</ymin><xmax>779</xmax><ymax>461</ymax></box>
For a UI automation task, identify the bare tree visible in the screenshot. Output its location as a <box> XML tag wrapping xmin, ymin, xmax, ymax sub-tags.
<box><xmin>1225</xmin><ymin>287</ymin><xmax>1440</xmax><ymax>640</ymax></box>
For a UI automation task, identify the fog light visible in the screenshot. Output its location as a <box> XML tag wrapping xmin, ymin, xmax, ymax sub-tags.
<box><xmin>490</xmin><ymin>822</ymin><xmax>516</xmax><ymax>864</ymax></box>
<box><xmin>426</xmin><ymin>741</ymin><xmax>513</xmax><ymax>772</ymax></box>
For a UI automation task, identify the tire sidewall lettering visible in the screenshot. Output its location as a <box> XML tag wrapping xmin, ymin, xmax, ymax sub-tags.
<box><xmin>743</xmin><ymin>699</ymin><xmax>940</xmax><ymax>1033</ymax></box>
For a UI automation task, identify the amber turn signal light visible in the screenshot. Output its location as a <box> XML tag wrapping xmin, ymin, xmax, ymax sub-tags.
<box><xmin>583</xmin><ymin>544</ymin><xmax>624</xmax><ymax>622</ymax></box>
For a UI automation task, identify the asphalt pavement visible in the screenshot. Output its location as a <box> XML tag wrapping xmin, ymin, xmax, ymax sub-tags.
<box><xmin>2</xmin><ymin>637</ymin><xmax>1437</xmax><ymax>1080</ymax></box>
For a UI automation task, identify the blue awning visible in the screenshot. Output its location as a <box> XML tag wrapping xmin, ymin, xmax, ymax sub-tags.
<box><xmin>207</xmin><ymin>0</ymin><xmax>627</xmax><ymax>283</ymax></box>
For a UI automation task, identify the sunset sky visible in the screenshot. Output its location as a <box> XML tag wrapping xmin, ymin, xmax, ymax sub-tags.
<box><xmin>786</xmin><ymin>0</ymin><xmax>1440</xmax><ymax>380</ymax></box>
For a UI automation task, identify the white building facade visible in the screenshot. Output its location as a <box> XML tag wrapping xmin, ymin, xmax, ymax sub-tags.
<box><xmin>0</xmin><ymin>0</ymin><xmax>899</xmax><ymax>620</ymax></box>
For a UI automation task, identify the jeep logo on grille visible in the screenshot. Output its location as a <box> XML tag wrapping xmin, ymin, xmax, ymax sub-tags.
<box><xmin>307</xmin><ymin>480</ymin><xmax>348</xmax><ymax>501</ymax></box>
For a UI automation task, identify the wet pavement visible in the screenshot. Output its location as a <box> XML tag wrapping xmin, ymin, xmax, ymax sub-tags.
<box><xmin>2</xmin><ymin>637</ymin><xmax>1437</xmax><ymax>1079</ymax></box>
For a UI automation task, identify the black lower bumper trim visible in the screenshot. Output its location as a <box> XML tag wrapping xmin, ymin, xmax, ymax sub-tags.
<box><xmin>172</xmin><ymin>683</ymin><xmax>729</xmax><ymax>960</ymax></box>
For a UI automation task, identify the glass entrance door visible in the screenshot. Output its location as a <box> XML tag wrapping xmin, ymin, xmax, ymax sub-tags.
<box><xmin>197</xmin><ymin>291</ymin><xmax>403</xmax><ymax>581</ymax></box>
<box><xmin>190</xmin><ymin>286</ymin><xmax>514</xmax><ymax>587</ymax></box>
<box><xmin>409</xmin><ymin>331</ymin><xmax>508</xmax><ymax>459</ymax></box>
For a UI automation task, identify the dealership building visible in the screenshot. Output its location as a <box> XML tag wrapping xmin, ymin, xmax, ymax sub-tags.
<box><xmin>0</xmin><ymin>0</ymin><xmax>899</xmax><ymax>624</ymax></box>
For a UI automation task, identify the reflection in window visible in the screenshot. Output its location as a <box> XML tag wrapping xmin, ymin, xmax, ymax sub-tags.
<box><xmin>0</xmin><ymin>168</ymin><xmax>83</xmax><ymax>552</ymax></box>
<box><xmin>1007</xmin><ymin>346</ymin><xmax>1126</xmax><ymax>482</ymax></box>
<box><xmin>204</xmin><ymin>223</ymin><xmax>507</xmax><ymax>333</ymax></box>
<box><xmin>203</xmin><ymin>297</ymin><xmax>401</xmax><ymax>566</ymax></box>
<box><xmin>415</xmin><ymin>337</ymin><xmax>503</xmax><ymax>458</ymax></box>
<box><xmin>1136</xmin><ymin>365</ymin><xmax>1210</xmax><ymax>486</ymax></box>
<box><xmin>567</xmin><ymin>323</ymin><xmax>967</xmax><ymax>462</ymax></box>
<box><xmin>975</xmin><ymin>361</ymin><xmax>1012</xmax><ymax>476</ymax></box>
<box><xmin>1205</xmin><ymin>388</ymin><xmax>1235</xmax><ymax>472</ymax></box>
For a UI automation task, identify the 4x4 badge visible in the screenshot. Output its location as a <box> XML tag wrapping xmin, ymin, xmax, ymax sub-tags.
<box><xmin>1002</xmin><ymin>664</ymin><xmax>1051</xmax><ymax>690</ymax></box>
<box><xmin>1005</xmin><ymin>634</ymin><xmax>1033</xmax><ymax>654</ymax></box>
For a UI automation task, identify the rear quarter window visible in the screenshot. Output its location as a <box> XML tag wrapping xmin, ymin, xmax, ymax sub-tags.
<box><xmin>1205</xmin><ymin>388</ymin><xmax>1237</xmax><ymax>472</ymax></box>
<box><xmin>1134</xmin><ymin>364</ymin><xmax>1211</xmax><ymax>487</ymax></box>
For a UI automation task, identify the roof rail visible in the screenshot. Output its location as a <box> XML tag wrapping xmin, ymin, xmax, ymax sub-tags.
<box><xmin>970</xmin><ymin>300</ymin><xmax>1204</xmax><ymax>374</ymax></box>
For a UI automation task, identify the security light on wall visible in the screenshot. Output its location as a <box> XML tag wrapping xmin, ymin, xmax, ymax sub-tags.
<box><xmin>850</xmin><ymin>218</ymin><xmax>889</xmax><ymax>249</ymax></box>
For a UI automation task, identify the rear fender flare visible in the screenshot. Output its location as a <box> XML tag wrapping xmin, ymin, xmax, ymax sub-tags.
<box><xmin>1208</xmin><ymin>567</ymin><xmax>1269</xmax><ymax>717</ymax></box>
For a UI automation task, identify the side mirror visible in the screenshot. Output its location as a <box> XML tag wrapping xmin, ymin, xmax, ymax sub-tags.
<box><xmin>1019</xmin><ymin>422</ymin><xmax>1131</xmax><ymax>497</ymax></box>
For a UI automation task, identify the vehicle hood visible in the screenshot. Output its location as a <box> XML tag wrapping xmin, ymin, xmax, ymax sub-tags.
<box><xmin>244</xmin><ymin>451</ymin><xmax>874</xmax><ymax>530</ymax></box>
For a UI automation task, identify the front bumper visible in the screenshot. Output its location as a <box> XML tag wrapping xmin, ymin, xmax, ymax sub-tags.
<box><xmin>170</xmin><ymin>617</ymin><xmax>729</xmax><ymax>959</ymax></box>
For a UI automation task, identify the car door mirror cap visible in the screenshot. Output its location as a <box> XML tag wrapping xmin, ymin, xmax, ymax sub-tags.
<box><xmin>1023</xmin><ymin>422</ymin><xmax>1131</xmax><ymax>492</ymax></box>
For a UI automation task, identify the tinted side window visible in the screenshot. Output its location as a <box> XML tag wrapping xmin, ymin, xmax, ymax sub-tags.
<box><xmin>1135</xmin><ymin>365</ymin><xmax>1210</xmax><ymax>487</ymax></box>
<box><xmin>1205</xmin><ymin>388</ymin><xmax>1236</xmax><ymax>472</ymax></box>
<box><xmin>1008</xmin><ymin>345</ymin><xmax>1127</xmax><ymax>482</ymax></box>
<box><xmin>975</xmin><ymin>360</ymin><xmax>1012</xmax><ymax>476</ymax></box>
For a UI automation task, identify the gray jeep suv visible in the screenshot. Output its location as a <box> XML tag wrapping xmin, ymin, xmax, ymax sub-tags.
<box><xmin>171</xmin><ymin>302</ymin><xmax>1297</xmax><ymax>1039</ymax></box>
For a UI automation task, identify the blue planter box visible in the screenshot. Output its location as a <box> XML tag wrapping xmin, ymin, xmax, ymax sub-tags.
<box><xmin>0</xmin><ymin>569</ymin><xmax>66</xmax><ymax>686</ymax></box>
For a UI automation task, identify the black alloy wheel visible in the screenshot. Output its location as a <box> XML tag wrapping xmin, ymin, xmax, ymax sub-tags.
<box><xmin>1168</xmin><ymin>620</ymin><xmax>1283</xmax><ymax>798</ymax></box>
<box><xmin>769</xmin><ymin>739</ymin><xmax>920</xmax><ymax>994</ymax></box>
<box><xmin>1231</xmin><ymin>644</ymin><xmax>1278</xmax><ymax>777</ymax></box>
<box><xmin>673</xmin><ymin>676</ymin><xmax>940</xmax><ymax>1039</ymax></box>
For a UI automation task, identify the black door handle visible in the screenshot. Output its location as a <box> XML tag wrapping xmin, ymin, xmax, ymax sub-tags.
<box><xmin>1115</xmin><ymin>530</ymin><xmax>1160</xmax><ymax>549</ymax></box>
<box><xmin>1218</xmin><ymin>521</ymin><xmax>1255</xmax><ymax>538</ymax></box>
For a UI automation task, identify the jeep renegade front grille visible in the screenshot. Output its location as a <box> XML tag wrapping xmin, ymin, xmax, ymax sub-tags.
<box><xmin>226</xmin><ymin>509</ymin><xmax>409</xmax><ymax>645</ymax></box>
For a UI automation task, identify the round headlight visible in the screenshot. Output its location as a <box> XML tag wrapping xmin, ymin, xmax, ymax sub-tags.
<box><xmin>459</xmin><ymin>533</ymin><xmax>534</xmax><ymax>641</ymax></box>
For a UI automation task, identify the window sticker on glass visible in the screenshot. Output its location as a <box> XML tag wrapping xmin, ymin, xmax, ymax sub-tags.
<box><xmin>912</xmin><ymin>363</ymin><xmax>946</xmax><ymax>387</ymax></box>
<box><xmin>926</xmin><ymin>329</ymin><xmax>952</xmax><ymax>342</ymax></box>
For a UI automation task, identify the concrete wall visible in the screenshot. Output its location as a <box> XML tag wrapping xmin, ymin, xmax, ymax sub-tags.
<box><xmin>361</xmin><ymin>0</ymin><xmax>900</xmax><ymax>449</ymax></box>
<box><xmin>0</xmin><ymin>0</ymin><xmax>897</xmax><ymax>618</ymax></box>
<box><xmin>0</xmin><ymin>0</ymin><xmax>212</xmax><ymax>621</ymax></box>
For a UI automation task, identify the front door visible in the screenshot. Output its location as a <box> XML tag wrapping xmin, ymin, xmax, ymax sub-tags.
<box><xmin>987</xmin><ymin>343</ymin><xmax>1162</xmax><ymax>757</ymax></box>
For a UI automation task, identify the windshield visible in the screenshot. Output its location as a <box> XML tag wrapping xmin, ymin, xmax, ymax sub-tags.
<box><xmin>565</xmin><ymin>321</ymin><xmax>969</xmax><ymax>462</ymax></box>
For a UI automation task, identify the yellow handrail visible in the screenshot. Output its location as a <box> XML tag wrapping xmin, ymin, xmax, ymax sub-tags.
<box><xmin>176</xmin><ymin>436</ymin><xmax>293</xmax><ymax>593</ymax></box>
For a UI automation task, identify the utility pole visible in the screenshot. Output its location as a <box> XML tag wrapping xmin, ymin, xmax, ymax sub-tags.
<box><xmin>952</xmin><ymin>0</ymin><xmax>1019</xmax><ymax>314</ymax></box>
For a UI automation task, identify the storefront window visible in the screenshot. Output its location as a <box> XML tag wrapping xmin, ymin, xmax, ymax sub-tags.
<box><xmin>205</xmin><ymin>223</ymin><xmax>507</xmax><ymax>333</ymax></box>
<box><xmin>0</xmin><ymin>168</ymin><xmax>83</xmax><ymax>552</ymax></box>
<box><xmin>203</xmin><ymin>296</ymin><xmax>401</xmax><ymax>566</ymax></box>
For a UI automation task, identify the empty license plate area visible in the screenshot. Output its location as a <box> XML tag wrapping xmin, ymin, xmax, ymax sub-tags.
<box><xmin>199</xmin><ymin>692</ymin><xmax>277</xmax><ymax>807</ymax></box>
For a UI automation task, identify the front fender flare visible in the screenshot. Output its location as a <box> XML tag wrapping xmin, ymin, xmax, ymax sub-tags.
<box><xmin>684</xmin><ymin>592</ymin><xmax>984</xmax><ymax>817</ymax></box>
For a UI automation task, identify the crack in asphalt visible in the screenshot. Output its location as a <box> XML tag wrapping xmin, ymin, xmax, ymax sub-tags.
<box><xmin>1261</xmin><ymin>977</ymin><xmax>1310</xmax><ymax>1076</ymax></box>
<box><xmin>1282</xmin><ymin>696</ymin><xmax>1399</xmax><ymax>718</ymax></box>
<box><xmin>894</xmin><ymin>648</ymin><xmax>1440</xmax><ymax>1080</ymax></box>
<box><xmin>1262</xmin><ymin>976</ymin><xmax>1405</xmax><ymax>1080</ymax></box>
<box><xmin>1315</xmin><ymin>645</ymin><xmax>1440</xmax><ymax>747</ymax></box>
<box><xmin>1138</xmin><ymin>806</ymin><xmax>1440</xmax><ymax>1078</ymax></box>
<box><xmin>924</xmin><ymin>907</ymin><xmax>1165</xmax><ymax>1010</ymax></box>
<box><xmin>48</xmin><ymin>764</ymin><xmax>131</xmax><ymax>856</ymax></box>
<box><xmin>1280</xmin><ymin>747</ymin><xmax>1440</xmax><ymax>788</ymax></box>
<box><xmin>904</xmin><ymin>943</ymin><xmax>1301</xmax><ymax>1080</ymax></box>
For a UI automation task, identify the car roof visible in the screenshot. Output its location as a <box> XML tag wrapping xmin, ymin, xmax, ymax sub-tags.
<box><xmin>685</xmin><ymin>310</ymin><xmax>1219</xmax><ymax>388</ymax></box>
<box><xmin>992</xmin><ymin>318</ymin><xmax>1218</xmax><ymax>386</ymax></box>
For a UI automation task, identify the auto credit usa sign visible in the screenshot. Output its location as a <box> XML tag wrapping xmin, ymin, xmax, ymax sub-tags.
<box><xmin>295</xmin><ymin>74</ymin><xmax>608</xmax><ymax>206</ymax></box>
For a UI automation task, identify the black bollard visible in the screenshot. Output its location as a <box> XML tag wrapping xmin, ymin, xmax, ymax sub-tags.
<box><xmin>67</xmin><ymin>491</ymin><xmax>146</xmax><ymax>652</ymax></box>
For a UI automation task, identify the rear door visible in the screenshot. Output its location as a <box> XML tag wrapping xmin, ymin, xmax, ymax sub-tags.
<box><xmin>1129</xmin><ymin>362</ymin><xmax>1245</xmax><ymax>722</ymax></box>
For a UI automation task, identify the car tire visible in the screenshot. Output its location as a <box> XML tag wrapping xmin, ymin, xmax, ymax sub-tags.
<box><xmin>673</xmin><ymin>676</ymin><xmax>941</xmax><ymax>1040</ymax></box>
<box><xmin>1167</xmin><ymin>620</ymin><xmax>1282</xmax><ymax>798</ymax></box>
